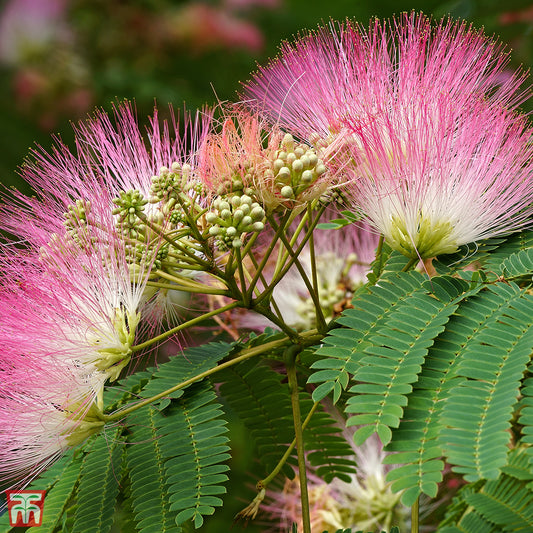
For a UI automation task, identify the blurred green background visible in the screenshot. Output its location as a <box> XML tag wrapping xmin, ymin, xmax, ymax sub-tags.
<box><xmin>1</xmin><ymin>0</ymin><xmax>533</xmax><ymax>531</ymax></box>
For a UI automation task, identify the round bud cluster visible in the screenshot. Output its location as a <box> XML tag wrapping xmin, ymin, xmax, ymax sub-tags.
<box><xmin>296</xmin><ymin>284</ymin><xmax>347</xmax><ymax>329</ymax></box>
<box><xmin>268</xmin><ymin>133</ymin><xmax>327</xmax><ymax>203</ymax></box>
<box><xmin>205</xmin><ymin>194</ymin><xmax>265</xmax><ymax>249</ymax></box>
<box><xmin>112</xmin><ymin>190</ymin><xmax>147</xmax><ymax>237</ymax></box>
<box><xmin>149</xmin><ymin>163</ymin><xmax>191</xmax><ymax>202</ymax></box>
<box><xmin>64</xmin><ymin>199</ymin><xmax>91</xmax><ymax>230</ymax></box>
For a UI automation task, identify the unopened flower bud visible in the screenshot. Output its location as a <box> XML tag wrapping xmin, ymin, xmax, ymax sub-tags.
<box><xmin>292</xmin><ymin>159</ymin><xmax>303</xmax><ymax>172</ymax></box>
<box><xmin>301</xmin><ymin>170</ymin><xmax>314</xmax><ymax>183</ymax></box>
<box><xmin>273</xmin><ymin>158</ymin><xmax>285</xmax><ymax>172</ymax></box>
<box><xmin>250</xmin><ymin>206</ymin><xmax>264</xmax><ymax>220</ymax></box>
<box><xmin>252</xmin><ymin>221</ymin><xmax>264</xmax><ymax>231</ymax></box>
<box><xmin>281</xmin><ymin>185</ymin><xmax>294</xmax><ymax>198</ymax></box>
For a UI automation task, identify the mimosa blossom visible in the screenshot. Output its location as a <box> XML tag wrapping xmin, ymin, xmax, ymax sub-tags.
<box><xmin>263</xmin><ymin>432</ymin><xmax>408</xmax><ymax>532</ymax></box>
<box><xmin>241</xmin><ymin>13</ymin><xmax>533</xmax><ymax>258</ymax></box>
<box><xmin>198</xmin><ymin>110</ymin><xmax>336</xmax><ymax>212</ymax></box>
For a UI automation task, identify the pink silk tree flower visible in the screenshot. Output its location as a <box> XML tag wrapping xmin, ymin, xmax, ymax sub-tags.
<box><xmin>339</xmin><ymin>94</ymin><xmax>533</xmax><ymax>259</ymax></box>
<box><xmin>0</xmin><ymin>344</ymin><xmax>105</xmax><ymax>489</ymax></box>
<box><xmin>262</xmin><ymin>432</ymin><xmax>409</xmax><ymax>532</ymax></box>
<box><xmin>0</xmin><ymin>102</ymin><xmax>213</xmax><ymax>328</ymax></box>
<box><xmin>241</xmin><ymin>13</ymin><xmax>533</xmax><ymax>259</ymax></box>
<box><xmin>0</xmin><ymin>243</ymin><xmax>145</xmax><ymax>382</ymax></box>
<box><xmin>241</xmin><ymin>13</ymin><xmax>527</xmax><ymax>141</ymax></box>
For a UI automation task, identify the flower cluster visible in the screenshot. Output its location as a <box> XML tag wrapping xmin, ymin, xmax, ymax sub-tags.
<box><xmin>263</xmin><ymin>431</ymin><xmax>409</xmax><ymax>532</ymax></box>
<box><xmin>3</xmin><ymin>12</ymin><xmax>533</xmax><ymax>529</ymax></box>
<box><xmin>242</xmin><ymin>12</ymin><xmax>533</xmax><ymax>260</ymax></box>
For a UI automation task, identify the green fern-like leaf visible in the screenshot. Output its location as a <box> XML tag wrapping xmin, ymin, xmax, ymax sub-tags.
<box><xmin>156</xmin><ymin>381</ymin><xmax>230</xmax><ymax>529</ymax></box>
<box><xmin>500</xmin><ymin>247</ymin><xmax>533</xmax><ymax>279</ymax></box>
<box><xmin>218</xmin><ymin>359</ymin><xmax>296</xmax><ymax>475</ymax></box>
<box><xmin>518</xmin><ymin>376</ymin><xmax>533</xmax><ymax>476</ymax></box>
<box><xmin>141</xmin><ymin>341</ymin><xmax>234</xmax><ymax>408</ymax></box>
<box><xmin>72</xmin><ymin>430</ymin><xmax>124</xmax><ymax>533</ymax></box>
<box><xmin>23</xmin><ymin>451</ymin><xmax>83</xmax><ymax>533</ymax></box>
<box><xmin>127</xmin><ymin>406</ymin><xmax>181</xmax><ymax>533</ymax></box>
<box><xmin>481</xmin><ymin>229</ymin><xmax>533</xmax><ymax>276</ymax></box>
<box><xmin>345</xmin><ymin>273</ymin><xmax>463</xmax><ymax>446</ymax></box>
<box><xmin>439</xmin><ymin>283</ymin><xmax>533</xmax><ymax>482</ymax></box>
<box><xmin>309</xmin><ymin>271</ymin><xmax>428</xmax><ymax>404</ymax></box>
<box><xmin>439</xmin><ymin>448</ymin><xmax>533</xmax><ymax>531</ymax></box>
<box><xmin>301</xmin><ymin>403</ymin><xmax>357</xmax><ymax>483</ymax></box>
<box><xmin>433</xmin><ymin>237</ymin><xmax>505</xmax><ymax>276</ymax></box>
<box><xmin>218</xmin><ymin>359</ymin><xmax>356</xmax><ymax>482</ymax></box>
<box><xmin>385</xmin><ymin>281</ymin><xmax>531</xmax><ymax>504</ymax></box>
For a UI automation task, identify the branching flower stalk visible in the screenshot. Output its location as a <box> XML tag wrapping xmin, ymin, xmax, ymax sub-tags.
<box><xmin>254</xmin><ymin>200</ymin><xmax>329</xmax><ymax>307</ymax></box>
<box><xmin>268</xmin><ymin>214</ymin><xmax>328</xmax><ymax>334</ymax></box>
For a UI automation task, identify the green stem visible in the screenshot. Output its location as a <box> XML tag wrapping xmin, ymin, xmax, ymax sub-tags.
<box><xmin>235</xmin><ymin>246</ymin><xmax>249</xmax><ymax>307</ymax></box>
<box><xmin>271</xmin><ymin>208</ymin><xmax>308</xmax><ymax>281</ymax></box>
<box><xmin>154</xmin><ymin>269</ymin><xmax>225</xmax><ymax>291</ymax></box>
<box><xmin>285</xmin><ymin>345</ymin><xmax>311</xmax><ymax>533</ymax></box>
<box><xmin>255</xmin><ymin>201</ymin><xmax>327</xmax><ymax>307</ymax></box>
<box><xmin>246</xmin><ymin>211</ymin><xmax>292</xmax><ymax>299</ymax></box>
<box><xmin>130</xmin><ymin>301</ymin><xmax>239</xmax><ymax>353</ymax></box>
<box><xmin>138</xmin><ymin>212</ymin><xmax>212</xmax><ymax>268</ymax></box>
<box><xmin>105</xmin><ymin>333</ymin><xmax>299</xmax><ymax>422</ymax></box>
<box><xmin>247</xmin><ymin>251</ymin><xmax>284</xmax><ymax>321</ymax></box>
<box><xmin>411</xmin><ymin>496</ymin><xmax>419</xmax><ymax>533</ymax></box>
<box><xmin>402</xmin><ymin>256</ymin><xmax>419</xmax><ymax>272</ymax></box>
<box><xmin>256</xmin><ymin>306</ymin><xmax>302</xmax><ymax>342</ymax></box>
<box><xmin>306</xmin><ymin>203</ymin><xmax>325</xmax><ymax>334</ymax></box>
<box><xmin>145</xmin><ymin>280</ymin><xmax>230</xmax><ymax>296</ymax></box>
<box><xmin>269</xmin><ymin>216</ymin><xmax>328</xmax><ymax>334</ymax></box>
<box><xmin>258</xmin><ymin>401</ymin><xmax>319</xmax><ymax>489</ymax></box>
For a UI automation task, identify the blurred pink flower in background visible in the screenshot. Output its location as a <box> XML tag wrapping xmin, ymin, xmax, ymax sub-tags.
<box><xmin>0</xmin><ymin>0</ymin><xmax>92</xmax><ymax>128</ymax></box>
<box><xmin>159</xmin><ymin>3</ymin><xmax>266</xmax><ymax>53</ymax></box>
<box><xmin>263</xmin><ymin>430</ymin><xmax>409</xmax><ymax>532</ymax></box>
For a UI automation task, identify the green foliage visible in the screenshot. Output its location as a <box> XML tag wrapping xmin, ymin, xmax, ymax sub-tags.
<box><xmin>126</xmin><ymin>405</ymin><xmax>182</xmax><ymax>533</ymax></box>
<box><xmin>26</xmin><ymin>452</ymin><xmax>83</xmax><ymax>533</ymax></box>
<box><xmin>439</xmin><ymin>448</ymin><xmax>533</xmax><ymax>532</ymax></box>
<box><xmin>140</xmin><ymin>342</ymin><xmax>234</xmax><ymax>408</ymax></box>
<box><xmin>218</xmin><ymin>359</ymin><xmax>356</xmax><ymax>482</ymax></box>
<box><xmin>310</xmin><ymin>272</ymin><xmax>469</xmax><ymax>449</ymax></box>
<box><xmin>157</xmin><ymin>381</ymin><xmax>230</xmax><ymax>528</ymax></box>
<box><xmin>438</xmin><ymin>284</ymin><xmax>533</xmax><ymax>482</ymax></box>
<box><xmin>218</xmin><ymin>359</ymin><xmax>296</xmax><ymax>475</ymax></box>
<box><xmin>72</xmin><ymin>430</ymin><xmax>124</xmax><ymax>533</ymax></box>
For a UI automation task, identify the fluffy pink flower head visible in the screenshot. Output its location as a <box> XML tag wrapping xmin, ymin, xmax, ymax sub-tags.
<box><xmin>341</xmin><ymin>94</ymin><xmax>533</xmax><ymax>259</ymax></box>
<box><xmin>242</xmin><ymin>13</ymin><xmax>526</xmax><ymax>141</ymax></box>
<box><xmin>0</xmin><ymin>342</ymin><xmax>105</xmax><ymax>489</ymax></box>
<box><xmin>1</xmin><ymin>102</ymin><xmax>214</xmax><ymax>326</ymax></box>
<box><xmin>198</xmin><ymin>109</ymin><xmax>336</xmax><ymax>212</ymax></box>
<box><xmin>0</xmin><ymin>238</ymin><xmax>147</xmax><ymax>382</ymax></box>
<box><xmin>242</xmin><ymin>13</ymin><xmax>533</xmax><ymax>258</ymax></box>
